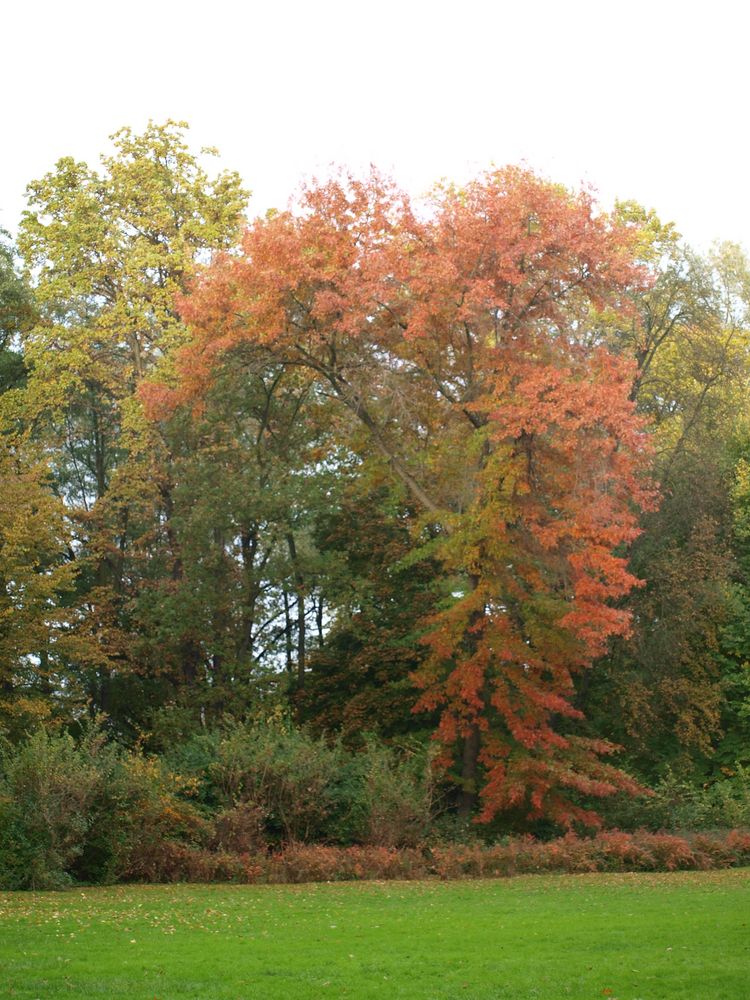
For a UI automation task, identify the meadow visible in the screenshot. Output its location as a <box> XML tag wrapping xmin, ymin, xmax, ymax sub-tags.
<box><xmin>1</xmin><ymin>870</ymin><xmax>748</xmax><ymax>999</ymax></box>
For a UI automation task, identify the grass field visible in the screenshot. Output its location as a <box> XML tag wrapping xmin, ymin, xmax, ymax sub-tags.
<box><xmin>1</xmin><ymin>870</ymin><xmax>748</xmax><ymax>999</ymax></box>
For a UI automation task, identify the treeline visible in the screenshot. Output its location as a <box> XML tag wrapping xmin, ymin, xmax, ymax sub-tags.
<box><xmin>1</xmin><ymin>121</ymin><xmax>750</xmax><ymax>848</ymax></box>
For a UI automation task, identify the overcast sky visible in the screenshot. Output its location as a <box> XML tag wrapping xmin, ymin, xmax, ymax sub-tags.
<box><xmin>2</xmin><ymin>0</ymin><xmax>746</xmax><ymax>250</ymax></box>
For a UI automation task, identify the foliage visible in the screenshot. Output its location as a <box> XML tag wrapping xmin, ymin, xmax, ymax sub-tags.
<box><xmin>584</xmin><ymin>219</ymin><xmax>750</xmax><ymax>775</ymax></box>
<box><xmin>351</xmin><ymin>738</ymin><xmax>438</xmax><ymax>847</ymax></box>
<box><xmin>0</xmin><ymin>724</ymin><xmax>205</xmax><ymax>889</ymax></box>
<box><xmin>0</xmin><ymin>228</ymin><xmax>33</xmax><ymax>393</ymax></box>
<box><xmin>601</xmin><ymin>767</ymin><xmax>750</xmax><ymax>832</ymax></box>
<box><xmin>169</xmin><ymin>717</ymin><xmax>439</xmax><ymax>848</ymax></box>
<box><xmin>0</xmin><ymin>719</ymin><xmax>434</xmax><ymax>886</ymax></box>
<box><xmin>0</xmin><ymin>444</ymin><xmax>98</xmax><ymax>739</ymax></box>
<box><xmin>296</xmin><ymin>480</ymin><xmax>439</xmax><ymax>743</ymax></box>
<box><xmin>163</xmin><ymin>167</ymin><xmax>658</xmax><ymax>827</ymax></box>
<box><xmin>2</xmin><ymin>720</ymin><xmax>749</xmax><ymax>891</ymax></box>
<box><xmin>0</xmin><ymin>728</ymin><xmax>104</xmax><ymax>888</ymax></box>
<box><xmin>426</xmin><ymin>829</ymin><xmax>750</xmax><ymax>878</ymax></box>
<box><xmin>713</xmin><ymin>451</ymin><xmax>750</xmax><ymax>767</ymax></box>
<box><xmin>207</xmin><ymin>717</ymin><xmax>351</xmax><ymax>843</ymax></box>
<box><xmin>4</xmin><ymin>127</ymin><xmax>750</xmax><ymax>837</ymax></box>
<box><xmin>6</xmin><ymin>122</ymin><xmax>249</xmax><ymax>737</ymax></box>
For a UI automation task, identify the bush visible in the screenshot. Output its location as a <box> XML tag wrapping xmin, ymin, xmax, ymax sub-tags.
<box><xmin>0</xmin><ymin>725</ymin><xmax>210</xmax><ymax>889</ymax></box>
<box><xmin>209</xmin><ymin>802</ymin><xmax>269</xmax><ymax>855</ymax></box>
<box><xmin>179</xmin><ymin>722</ymin><xmax>440</xmax><ymax>849</ymax></box>
<box><xmin>426</xmin><ymin>829</ymin><xmax>750</xmax><ymax>880</ymax></box>
<box><xmin>264</xmin><ymin>843</ymin><xmax>427</xmax><ymax>883</ymax></box>
<box><xmin>602</xmin><ymin>767</ymin><xmax>750</xmax><ymax>832</ymax></box>
<box><xmin>235</xmin><ymin>830</ymin><xmax>750</xmax><ymax>885</ymax></box>
<box><xmin>208</xmin><ymin>718</ymin><xmax>352</xmax><ymax>843</ymax></box>
<box><xmin>3</xmin><ymin>722</ymin><xmax>749</xmax><ymax>890</ymax></box>
<box><xmin>351</xmin><ymin>739</ymin><xmax>438</xmax><ymax>847</ymax></box>
<box><xmin>103</xmin><ymin>754</ymin><xmax>209</xmax><ymax>883</ymax></box>
<box><xmin>0</xmin><ymin>727</ymin><xmax>109</xmax><ymax>889</ymax></box>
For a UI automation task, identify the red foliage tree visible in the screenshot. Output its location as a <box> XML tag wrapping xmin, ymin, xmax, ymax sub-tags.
<box><xmin>144</xmin><ymin>167</ymin><xmax>657</xmax><ymax>826</ymax></box>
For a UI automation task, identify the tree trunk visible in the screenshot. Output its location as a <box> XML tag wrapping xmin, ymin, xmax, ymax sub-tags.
<box><xmin>283</xmin><ymin>589</ymin><xmax>293</xmax><ymax>673</ymax></box>
<box><xmin>286</xmin><ymin>533</ymin><xmax>306</xmax><ymax>686</ymax></box>
<box><xmin>457</xmin><ymin>724</ymin><xmax>481</xmax><ymax>819</ymax></box>
<box><xmin>316</xmin><ymin>593</ymin><xmax>324</xmax><ymax>646</ymax></box>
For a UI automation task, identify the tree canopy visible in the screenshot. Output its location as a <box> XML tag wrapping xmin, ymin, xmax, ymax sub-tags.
<box><xmin>3</xmin><ymin>123</ymin><xmax>750</xmax><ymax>833</ymax></box>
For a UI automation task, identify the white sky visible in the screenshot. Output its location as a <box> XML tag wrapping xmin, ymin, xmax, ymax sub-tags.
<box><xmin>2</xmin><ymin>0</ymin><xmax>747</xmax><ymax>251</ymax></box>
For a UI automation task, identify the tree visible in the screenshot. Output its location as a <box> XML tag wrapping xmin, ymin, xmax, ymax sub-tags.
<box><xmin>584</xmin><ymin>211</ymin><xmax>750</xmax><ymax>776</ymax></box>
<box><xmin>0</xmin><ymin>441</ymin><xmax>103</xmax><ymax>739</ymax></box>
<box><xmin>0</xmin><ymin>229</ymin><xmax>34</xmax><ymax>394</ymax></box>
<box><xmin>296</xmin><ymin>477</ymin><xmax>440</xmax><ymax>744</ymax></box>
<box><xmin>0</xmin><ymin>232</ymin><xmax>87</xmax><ymax>738</ymax></box>
<box><xmin>711</xmin><ymin>449</ymin><xmax>750</xmax><ymax>770</ymax></box>
<box><xmin>160</xmin><ymin>167</ymin><xmax>656</xmax><ymax>825</ymax></box>
<box><xmin>8</xmin><ymin>121</ymin><xmax>248</xmax><ymax>734</ymax></box>
<box><xmin>138</xmin><ymin>350</ymin><xmax>341</xmax><ymax>731</ymax></box>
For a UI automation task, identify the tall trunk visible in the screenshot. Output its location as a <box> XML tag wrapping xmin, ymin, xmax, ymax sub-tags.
<box><xmin>286</xmin><ymin>532</ymin><xmax>306</xmax><ymax>685</ymax></box>
<box><xmin>457</xmin><ymin>724</ymin><xmax>481</xmax><ymax>819</ymax></box>
<box><xmin>296</xmin><ymin>593</ymin><xmax>306</xmax><ymax>684</ymax></box>
<box><xmin>237</xmin><ymin>527</ymin><xmax>260</xmax><ymax>664</ymax></box>
<box><xmin>283</xmin><ymin>589</ymin><xmax>294</xmax><ymax>673</ymax></box>
<box><xmin>316</xmin><ymin>593</ymin><xmax>324</xmax><ymax>646</ymax></box>
<box><xmin>210</xmin><ymin>526</ymin><xmax>230</xmax><ymax>696</ymax></box>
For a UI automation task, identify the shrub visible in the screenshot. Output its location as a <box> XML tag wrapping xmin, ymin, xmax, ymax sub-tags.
<box><xmin>352</xmin><ymin>739</ymin><xmax>438</xmax><ymax>848</ymax></box>
<box><xmin>160</xmin><ymin>730</ymin><xmax>223</xmax><ymax>808</ymax></box>
<box><xmin>3</xmin><ymin>723</ymin><xmax>750</xmax><ymax>890</ymax></box>
<box><xmin>0</xmin><ymin>725</ymin><xmax>210</xmax><ymax>888</ymax></box>
<box><xmin>602</xmin><ymin>767</ymin><xmax>750</xmax><ymax>832</ymax></box>
<box><xmin>210</xmin><ymin>802</ymin><xmax>269</xmax><ymax>855</ymax></box>
<box><xmin>0</xmin><ymin>727</ymin><xmax>108</xmax><ymax>889</ymax></box>
<box><xmin>258</xmin><ymin>830</ymin><xmax>750</xmax><ymax>884</ymax></box>
<box><xmin>427</xmin><ymin>829</ymin><xmax>750</xmax><ymax>881</ymax></box>
<box><xmin>208</xmin><ymin>718</ymin><xmax>355</xmax><ymax>843</ymax></box>
<box><xmin>103</xmin><ymin>754</ymin><xmax>209</xmax><ymax>883</ymax></box>
<box><xmin>264</xmin><ymin>843</ymin><xmax>427</xmax><ymax>883</ymax></box>
<box><xmin>122</xmin><ymin>843</ymin><xmax>262</xmax><ymax>883</ymax></box>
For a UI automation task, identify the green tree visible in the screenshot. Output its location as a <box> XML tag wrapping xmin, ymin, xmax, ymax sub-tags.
<box><xmin>296</xmin><ymin>476</ymin><xmax>440</xmax><ymax>744</ymax></box>
<box><xmin>138</xmin><ymin>350</ymin><xmax>342</xmax><ymax>735</ymax></box>
<box><xmin>713</xmin><ymin>454</ymin><xmax>750</xmax><ymax>769</ymax></box>
<box><xmin>0</xmin><ymin>441</ymin><xmax>101</xmax><ymax>739</ymax></box>
<box><xmin>0</xmin><ymin>229</ymin><xmax>34</xmax><ymax>393</ymax></box>
<box><xmin>584</xmin><ymin>212</ymin><xmax>750</xmax><ymax>776</ymax></box>
<box><xmin>9</xmin><ymin>121</ymin><xmax>248</xmax><ymax>734</ymax></box>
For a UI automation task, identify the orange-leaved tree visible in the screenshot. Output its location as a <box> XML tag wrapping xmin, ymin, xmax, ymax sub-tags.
<box><xmin>144</xmin><ymin>167</ymin><xmax>657</xmax><ymax>826</ymax></box>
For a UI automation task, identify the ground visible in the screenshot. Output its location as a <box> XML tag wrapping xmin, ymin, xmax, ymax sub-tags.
<box><xmin>1</xmin><ymin>870</ymin><xmax>748</xmax><ymax>999</ymax></box>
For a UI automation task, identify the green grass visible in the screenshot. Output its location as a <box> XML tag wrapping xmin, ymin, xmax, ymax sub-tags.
<box><xmin>1</xmin><ymin>870</ymin><xmax>749</xmax><ymax>999</ymax></box>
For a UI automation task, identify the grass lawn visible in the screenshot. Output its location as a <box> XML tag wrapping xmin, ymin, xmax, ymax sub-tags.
<box><xmin>1</xmin><ymin>870</ymin><xmax>748</xmax><ymax>999</ymax></box>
